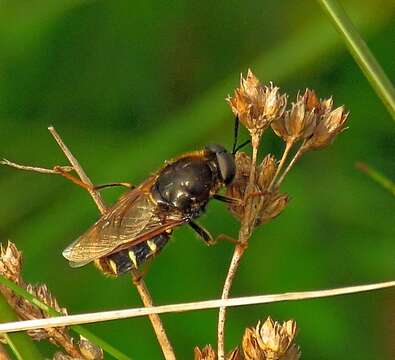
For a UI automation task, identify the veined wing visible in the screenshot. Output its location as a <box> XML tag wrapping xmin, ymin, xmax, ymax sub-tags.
<box><xmin>62</xmin><ymin>180</ymin><xmax>186</xmax><ymax>267</ymax></box>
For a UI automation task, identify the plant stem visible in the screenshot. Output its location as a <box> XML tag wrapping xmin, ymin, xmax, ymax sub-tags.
<box><xmin>276</xmin><ymin>145</ymin><xmax>305</xmax><ymax>188</ymax></box>
<box><xmin>316</xmin><ymin>0</ymin><xmax>395</xmax><ymax>120</ymax></box>
<box><xmin>269</xmin><ymin>140</ymin><xmax>293</xmax><ymax>190</ymax></box>
<box><xmin>48</xmin><ymin>126</ymin><xmax>176</xmax><ymax>360</ymax></box>
<box><xmin>217</xmin><ymin>135</ymin><xmax>260</xmax><ymax>360</ymax></box>
<box><xmin>3</xmin><ymin>335</ymin><xmax>23</xmax><ymax>360</ymax></box>
<box><xmin>356</xmin><ymin>161</ymin><xmax>395</xmax><ymax>197</ymax></box>
<box><xmin>2</xmin><ymin>279</ymin><xmax>394</xmax><ymax>333</ymax></box>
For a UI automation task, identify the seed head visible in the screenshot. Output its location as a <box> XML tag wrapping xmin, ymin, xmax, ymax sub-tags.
<box><xmin>242</xmin><ymin>317</ymin><xmax>300</xmax><ymax>360</ymax></box>
<box><xmin>0</xmin><ymin>241</ymin><xmax>22</xmax><ymax>284</ymax></box>
<box><xmin>0</xmin><ymin>241</ymin><xmax>102</xmax><ymax>358</ymax></box>
<box><xmin>271</xmin><ymin>89</ymin><xmax>318</xmax><ymax>144</ymax></box>
<box><xmin>227</xmin><ymin>70</ymin><xmax>287</xmax><ymax>139</ymax></box>
<box><xmin>194</xmin><ymin>345</ymin><xmax>217</xmax><ymax>360</ymax></box>
<box><xmin>226</xmin><ymin>152</ymin><xmax>288</xmax><ymax>227</ymax></box>
<box><xmin>79</xmin><ymin>336</ymin><xmax>104</xmax><ymax>360</ymax></box>
<box><xmin>302</xmin><ymin>105</ymin><xmax>349</xmax><ymax>151</ymax></box>
<box><xmin>257</xmin><ymin>192</ymin><xmax>289</xmax><ymax>226</ymax></box>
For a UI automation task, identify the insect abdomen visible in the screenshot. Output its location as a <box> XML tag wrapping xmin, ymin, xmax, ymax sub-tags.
<box><xmin>95</xmin><ymin>232</ymin><xmax>170</xmax><ymax>276</ymax></box>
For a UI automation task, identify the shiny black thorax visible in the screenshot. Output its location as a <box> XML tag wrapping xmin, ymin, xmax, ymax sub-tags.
<box><xmin>151</xmin><ymin>152</ymin><xmax>222</xmax><ymax>219</ymax></box>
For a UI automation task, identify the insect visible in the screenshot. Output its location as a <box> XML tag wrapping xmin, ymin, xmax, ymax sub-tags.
<box><xmin>63</xmin><ymin>119</ymin><xmax>249</xmax><ymax>277</ymax></box>
<box><xmin>62</xmin><ymin>147</ymin><xmax>235</xmax><ymax>276</ymax></box>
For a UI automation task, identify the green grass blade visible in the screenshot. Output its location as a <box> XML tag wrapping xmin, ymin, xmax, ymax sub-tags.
<box><xmin>317</xmin><ymin>0</ymin><xmax>395</xmax><ymax>120</ymax></box>
<box><xmin>0</xmin><ymin>276</ymin><xmax>132</xmax><ymax>360</ymax></box>
<box><xmin>356</xmin><ymin>162</ymin><xmax>395</xmax><ymax>197</ymax></box>
<box><xmin>0</xmin><ymin>295</ymin><xmax>43</xmax><ymax>360</ymax></box>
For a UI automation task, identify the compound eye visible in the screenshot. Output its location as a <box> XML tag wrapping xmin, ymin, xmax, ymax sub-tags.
<box><xmin>205</xmin><ymin>143</ymin><xmax>226</xmax><ymax>153</ymax></box>
<box><xmin>216</xmin><ymin>152</ymin><xmax>235</xmax><ymax>185</ymax></box>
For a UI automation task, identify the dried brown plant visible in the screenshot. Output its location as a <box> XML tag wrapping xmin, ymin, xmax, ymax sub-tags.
<box><xmin>217</xmin><ymin>69</ymin><xmax>348</xmax><ymax>359</ymax></box>
<box><xmin>0</xmin><ymin>242</ymin><xmax>103</xmax><ymax>359</ymax></box>
<box><xmin>196</xmin><ymin>317</ymin><xmax>300</xmax><ymax>360</ymax></box>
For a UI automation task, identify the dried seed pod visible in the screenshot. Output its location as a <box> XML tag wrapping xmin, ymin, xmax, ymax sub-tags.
<box><xmin>194</xmin><ymin>345</ymin><xmax>217</xmax><ymax>360</ymax></box>
<box><xmin>271</xmin><ymin>89</ymin><xmax>318</xmax><ymax>144</ymax></box>
<box><xmin>242</xmin><ymin>317</ymin><xmax>300</xmax><ymax>360</ymax></box>
<box><xmin>302</xmin><ymin>105</ymin><xmax>349</xmax><ymax>151</ymax></box>
<box><xmin>53</xmin><ymin>352</ymin><xmax>75</xmax><ymax>360</ymax></box>
<box><xmin>0</xmin><ymin>241</ymin><xmax>22</xmax><ymax>284</ymax></box>
<box><xmin>257</xmin><ymin>192</ymin><xmax>289</xmax><ymax>226</ymax></box>
<box><xmin>0</xmin><ymin>241</ymin><xmax>102</xmax><ymax>358</ymax></box>
<box><xmin>227</xmin><ymin>348</ymin><xmax>244</xmax><ymax>360</ymax></box>
<box><xmin>227</xmin><ymin>70</ymin><xmax>287</xmax><ymax>138</ymax></box>
<box><xmin>226</xmin><ymin>152</ymin><xmax>288</xmax><ymax>227</ymax></box>
<box><xmin>242</xmin><ymin>327</ymin><xmax>266</xmax><ymax>360</ymax></box>
<box><xmin>226</xmin><ymin>152</ymin><xmax>259</xmax><ymax>222</ymax></box>
<box><xmin>79</xmin><ymin>336</ymin><xmax>104</xmax><ymax>360</ymax></box>
<box><xmin>257</xmin><ymin>155</ymin><xmax>277</xmax><ymax>191</ymax></box>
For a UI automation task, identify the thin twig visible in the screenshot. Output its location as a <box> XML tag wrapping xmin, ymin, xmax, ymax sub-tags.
<box><xmin>47</xmin><ymin>126</ymin><xmax>176</xmax><ymax>360</ymax></box>
<box><xmin>0</xmin><ymin>158</ymin><xmax>73</xmax><ymax>175</ymax></box>
<box><xmin>217</xmin><ymin>135</ymin><xmax>261</xmax><ymax>360</ymax></box>
<box><xmin>48</xmin><ymin>126</ymin><xmax>107</xmax><ymax>214</ymax></box>
<box><xmin>1</xmin><ymin>280</ymin><xmax>393</xmax><ymax>333</ymax></box>
<box><xmin>268</xmin><ymin>140</ymin><xmax>293</xmax><ymax>190</ymax></box>
<box><xmin>276</xmin><ymin>144</ymin><xmax>305</xmax><ymax>188</ymax></box>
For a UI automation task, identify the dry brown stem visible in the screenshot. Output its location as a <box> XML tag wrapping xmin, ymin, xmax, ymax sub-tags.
<box><xmin>218</xmin><ymin>135</ymin><xmax>261</xmax><ymax>360</ymax></box>
<box><xmin>1</xmin><ymin>280</ymin><xmax>393</xmax><ymax>333</ymax></box>
<box><xmin>47</xmin><ymin>126</ymin><xmax>176</xmax><ymax>360</ymax></box>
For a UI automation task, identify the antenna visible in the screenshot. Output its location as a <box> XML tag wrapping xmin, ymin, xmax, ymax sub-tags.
<box><xmin>232</xmin><ymin>116</ymin><xmax>250</xmax><ymax>154</ymax></box>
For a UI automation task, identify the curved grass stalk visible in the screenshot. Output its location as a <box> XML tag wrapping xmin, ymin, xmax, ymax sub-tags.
<box><xmin>317</xmin><ymin>0</ymin><xmax>395</xmax><ymax>119</ymax></box>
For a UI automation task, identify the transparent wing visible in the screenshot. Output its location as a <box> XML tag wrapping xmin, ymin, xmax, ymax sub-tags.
<box><xmin>62</xmin><ymin>180</ymin><xmax>186</xmax><ymax>267</ymax></box>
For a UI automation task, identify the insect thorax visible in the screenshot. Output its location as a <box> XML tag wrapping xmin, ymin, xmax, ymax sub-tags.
<box><xmin>151</xmin><ymin>155</ymin><xmax>221</xmax><ymax>217</ymax></box>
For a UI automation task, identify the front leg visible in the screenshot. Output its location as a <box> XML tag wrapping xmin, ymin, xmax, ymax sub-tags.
<box><xmin>188</xmin><ymin>221</ymin><xmax>215</xmax><ymax>245</ymax></box>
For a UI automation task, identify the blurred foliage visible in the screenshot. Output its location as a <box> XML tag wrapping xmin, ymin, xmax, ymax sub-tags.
<box><xmin>0</xmin><ymin>0</ymin><xmax>394</xmax><ymax>359</ymax></box>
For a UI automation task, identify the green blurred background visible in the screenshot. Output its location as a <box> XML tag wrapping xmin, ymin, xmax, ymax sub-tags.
<box><xmin>0</xmin><ymin>0</ymin><xmax>394</xmax><ymax>358</ymax></box>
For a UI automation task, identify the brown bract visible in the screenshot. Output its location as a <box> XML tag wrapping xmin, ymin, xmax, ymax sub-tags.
<box><xmin>226</xmin><ymin>152</ymin><xmax>288</xmax><ymax>227</ymax></box>
<box><xmin>271</xmin><ymin>89</ymin><xmax>318</xmax><ymax>144</ymax></box>
<box><xmin>242</xmin><ymin>317</ymin><xmax>300</xmax><ymax>360</ymax></box>
<box><xmin>194</xmin><ymin>345</ymin><xmax>217</xmax><ymax>360</ymax></box>
<box><xmin>227</xmin><ymin>70</ymin><xmax>287</xmax><ymax>139</ymax></box>
<box><xmin>302</xmin><ymin>105</ymin><xmax>349</xmax><ymax>151</ymax></box>
<box><xmin>194</xmin><ymin>345</ymin><xmax>243</xmax><ymax>360</ymax></box>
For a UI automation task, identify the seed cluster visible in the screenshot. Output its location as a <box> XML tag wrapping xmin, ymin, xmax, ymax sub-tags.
<box><xmin>0</xmin><ymin>241</ymin><xmax>103</xmax><ymax>360</ymax></box>
<box><xmin>225</xmin><ymin>70</ymin><xmax>349</xmax><ymax>228</ymax></box>
<box><xmin>195</xmin><ymin>317</ymin><xmax>300</xmax><ymax>360</ymax></box>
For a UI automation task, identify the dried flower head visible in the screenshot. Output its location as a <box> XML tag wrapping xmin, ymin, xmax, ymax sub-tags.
<box><xmin>271</xmin><ymin>89</ymin><xmax>318</xmax><ymax>144</ymax></box>
<box><xmin>194</xmin><ymin>345</ymin><xmax>217</xmax><ymax>360</ymax></box>
<box><xmin>242</xmin><ymin>317</ymin><xmax>300</xmax><ymax>360</ymax></box>
<box><xmin>227</xmin><ymin>70</ymin><xmax>287</xmax><ymax>139</ymax></box>
<box><xmin>53</xmin><ymin>352</ymin><xmax>74</xmax><ymax>360</ymax></box>
<box><xmin>0</xmin><ymin>241</ymin><xmax>22</xmax><ymax>284</ymax></box>
<box><xmin>79</xmin><ymin>336</ymin><xmax>104</xmax><ymax>360</ymax></box>
<box><xmin>302</xmin><ymin>105</ymin><xmax>349</xmax><ymax>151</ymax></box>
<box><xmin>0</xmin><ymin>241</ymin><xmax>102</xmax><ymax>358</ymax></box>
<box><xmin>194</xmin><ymin>345</ymin><xmax>244</xmax><ymax>360</ymax></box>
<box><xmin>226</xmin><ymin>152</ymin><xmax>288</xmax><ymax>226</ymax></box>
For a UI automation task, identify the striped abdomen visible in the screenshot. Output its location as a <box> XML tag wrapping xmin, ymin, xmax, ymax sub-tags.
<box><xmin>95</xmin><ymin>232</ymin><xmax>170</xmax><ymax>276</ymax></box>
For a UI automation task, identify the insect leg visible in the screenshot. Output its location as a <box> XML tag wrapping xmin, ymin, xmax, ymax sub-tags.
<box><xmin>213</xmin><ymin>194</ymin><xmax>242</xmax><ymax>205</ymax></box>
<box><xmin>189</xmin><ymin>221</ymin><xmax>215</xmax><ymax>245</ymax></box>
<box><xmin>94</xmin><ymin>182</ymin><xmax>135</xmax><ymax>191</ymax></box>
<box><xmin>216</xmin><ymin>234</ymin><xmax>247</xmax><ymax>248</ymax></box>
